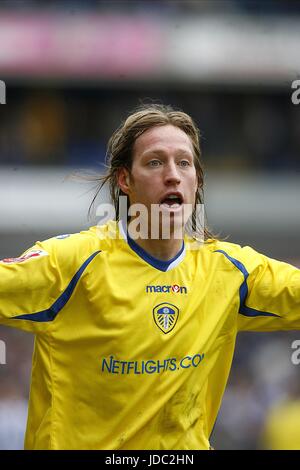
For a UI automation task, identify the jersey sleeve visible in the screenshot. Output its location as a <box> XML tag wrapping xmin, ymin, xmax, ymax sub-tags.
<box><xmin>0</xmin><ymin>232</ymin><xmax>100</xmax><ymax>334</ymax></box>
<box><xmin>235</xmin><ymin>246</ymin><xmax>300</xmax><ymax>332</ymax></box>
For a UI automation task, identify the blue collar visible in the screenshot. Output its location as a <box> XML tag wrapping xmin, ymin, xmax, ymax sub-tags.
<box><xmin>126</xmin><ymin>231</ymin><xmax>185</xmax><ymax>272</ymax></box>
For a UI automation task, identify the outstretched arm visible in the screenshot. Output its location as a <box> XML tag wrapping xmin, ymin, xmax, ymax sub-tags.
<box><xmin>0</xmin><ymin>240</ymin><xmax>62</xmax><ymax>334</ymax></box>
<box><xmin>236</xmin><ymin>247</ymin><xmax>300</xmax><ymax>332</ymax></box>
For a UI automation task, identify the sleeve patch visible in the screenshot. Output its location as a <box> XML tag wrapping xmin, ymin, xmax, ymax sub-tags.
<box><xmin>0</xmin><ymin>249</ymin><xmax>49</xmax><ymax>264</ymax></box>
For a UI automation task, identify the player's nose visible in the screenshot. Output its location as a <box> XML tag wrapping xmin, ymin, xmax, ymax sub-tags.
<box><xmin>164</xmin><ymin>161</ymin><xmax>181</xmax><ymax>185</ymax></box>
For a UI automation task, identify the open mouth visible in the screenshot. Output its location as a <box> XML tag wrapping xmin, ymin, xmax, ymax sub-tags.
<box><xmin>160</xmin><ymin>194</ymin><xmax>183</xmax><ymax>209</ymax></box>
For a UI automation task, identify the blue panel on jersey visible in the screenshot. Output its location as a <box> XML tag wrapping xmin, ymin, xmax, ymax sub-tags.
<box><xmin>12</xmin><ymin>250</ymin><xmax>101</xmax><ymax>323</ymax></box>
<box><xmin>214</xmin><ymin>250</ymin><xmax>281</xmax><ymax>318</ymax></box>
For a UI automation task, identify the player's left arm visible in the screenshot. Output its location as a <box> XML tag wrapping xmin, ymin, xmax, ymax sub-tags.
<box><xmin>237</xmin><ymin>247</ymin><xmax>300</xmax><ymax>331</ymax></box>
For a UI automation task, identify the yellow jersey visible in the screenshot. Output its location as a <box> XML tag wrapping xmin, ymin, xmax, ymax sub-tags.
<box><xmin>0</xmin><ymin>221</ymin><xmax>299</xmax><ymax>449</ymax></box>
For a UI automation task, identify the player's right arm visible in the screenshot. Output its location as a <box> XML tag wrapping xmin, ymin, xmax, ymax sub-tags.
<box><xmin>0</xmin><ymin>230</ymin><xmax>102</xmax><ymax>335</ymax></box>
<box><xmin>0</xmin><ymin>239</ymin><xmax>64</xmax><ymax>334</ymax></box>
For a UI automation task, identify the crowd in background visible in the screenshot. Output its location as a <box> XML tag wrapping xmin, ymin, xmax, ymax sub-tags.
<box><xmin>0</xmin><ymin>87</ymin><xmax>300</xmax><ymax>173</ymax></box>
<box><xmin>2</xmin><ymin>0</ymin><xmax>300</xmax><ymax>15</ymax></box>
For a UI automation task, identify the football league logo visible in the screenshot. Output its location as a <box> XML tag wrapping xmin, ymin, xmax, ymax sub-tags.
<box><xmin>153</xmin><ymin>303</ymin><xmax>179</xmax><ymax>334</ymax></box>
<box><xmin>0</xmin><ymin>249</ymin><xmax>49</xmax><ymax>264</ymax></box>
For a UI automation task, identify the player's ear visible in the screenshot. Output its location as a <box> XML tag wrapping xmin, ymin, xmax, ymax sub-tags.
<box><xmin>117</xmin><ymin>168</ymin><xmax>131</xmax><ymax>195</ymax></box>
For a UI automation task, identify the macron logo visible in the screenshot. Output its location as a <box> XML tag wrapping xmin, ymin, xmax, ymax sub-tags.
<box><xmin>146</xmin><ymin>284</ymin><xmax>187</xmax><ymax>294</ymax></box>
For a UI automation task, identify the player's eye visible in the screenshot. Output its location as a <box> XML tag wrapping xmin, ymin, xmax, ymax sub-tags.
<box><xmin>148</xmin><ymin>160</ymin><xmax>162</xmax><ymax>167</ymax></box>
<box><xmin>179</xmin><ymin>160</ymin><xmax>191</xmax><ymax>167</ymax></box>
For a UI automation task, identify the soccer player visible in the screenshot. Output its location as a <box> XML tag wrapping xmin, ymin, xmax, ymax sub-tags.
<box><xmin>0</xmin><ymin>104</ymin><xmax>299</xmax><ymax>450</ymax></box>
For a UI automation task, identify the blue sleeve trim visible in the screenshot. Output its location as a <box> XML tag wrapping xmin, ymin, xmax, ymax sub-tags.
<box><xmin>12</xmin><ymin>250</ymin><xmax>101</xmax><ymax>323</ymax></box>
<box><xmin>214</xmin><ymin>249</ymin><xmax>280</xmax><ymax>318</ymax></box>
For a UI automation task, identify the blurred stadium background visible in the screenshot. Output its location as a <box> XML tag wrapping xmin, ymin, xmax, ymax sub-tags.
<box><xmin>0</xmin><ymin>0</ymin><xmax>300</xmax><ymax>450</ymax></box>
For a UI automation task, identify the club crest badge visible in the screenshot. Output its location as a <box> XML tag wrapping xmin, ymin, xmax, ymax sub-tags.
<box><xmin>153</xmin><ymin>303</ymin><xmax>179</xmax><ymax>334</ymax></box>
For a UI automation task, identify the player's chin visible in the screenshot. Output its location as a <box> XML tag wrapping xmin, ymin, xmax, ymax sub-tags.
<box><xmin>161</xmin><ymin>214</ymin><xmax>186</xmax><ymax>236</ymax></box>
<box><xmin>169</xmin><ymin>206</ymin><xmax>193</xmax><ymax>225</ymax></box>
